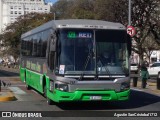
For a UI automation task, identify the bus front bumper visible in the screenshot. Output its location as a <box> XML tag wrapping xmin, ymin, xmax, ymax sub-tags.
<box><xmin>48</xmin><ymin>89</ymin><xmax>130</xmax><ymax>103</ymax></box>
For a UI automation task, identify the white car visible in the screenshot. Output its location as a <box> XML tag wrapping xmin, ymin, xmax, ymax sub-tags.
<box><xmin>130</xmin><ymin>63</ymin><xmax>139</xmax><ymax>73</ymax></box>
<box><xmin>148</xmin><ymin>62</ymin><xmax>160</xmax><ymax>78</ymax></box>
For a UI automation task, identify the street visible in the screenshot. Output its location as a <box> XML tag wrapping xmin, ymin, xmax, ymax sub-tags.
<box><xmin>0</xmin><ymin>69</ymin><xmax>160</xmax><ymax>119</ymax></box>
<box><xmin>0</xmin><ymin>0</ymin><xmax>159</xmax><ymax>120</ymax></box>
<box><xmin>1</xmin><ymin>89</ymin><xmax>160</xmax><ymax>111</ymax></box>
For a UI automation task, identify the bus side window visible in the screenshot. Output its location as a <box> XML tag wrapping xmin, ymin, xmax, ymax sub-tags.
<box><xmin>41</xmin><ymin>30</ymin><xmax>49</xmax><ymax>57</ymax></box>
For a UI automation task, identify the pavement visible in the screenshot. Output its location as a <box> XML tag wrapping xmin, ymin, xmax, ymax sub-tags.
<box><xmin>0</xmin><ymin>87</ymin><xmax>16</xmax><ymax>101</ymax></box>
<box><xmin>0</xmin><ymin>78</ymin><xmax>160</xmax><ymax>102</ymax></box>
<box><xmin>130</xmin><ymin>79</ymin><xmax>160</xmax><ymax>96</ymax></box>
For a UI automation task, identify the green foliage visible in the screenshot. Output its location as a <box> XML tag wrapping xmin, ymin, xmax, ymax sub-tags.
<box><xmin>51</xmin><ymin>0</ymin><xmax>159</xmax><ymax>64</ymax></box>
<box><xmin>93</xmin><ymin>0</ymin><xmax>116</xmax><ymax>21</ymax></box>
<box><xmin>0</xmin><ymin>13</ymin><xmax>54</xmax><ymax>61</ymax></box>
<box><xmin>53</xmin><ymin>0</ymin><xmax>160</xmax><ymax>61</ymax></box>
<box><xmin>52</xmin><ymin>0</ymin><xmax>74</xmax><ymax>19</ymax></box>
<box><xmin>131</xmin><ymin>0</ymin><xmax>160</xmax><ymax>63</ymax></box>
<box><xmin>0</xmin><ymin>0</ymin><xmax>159</xmax><ymax>63</ymax></box>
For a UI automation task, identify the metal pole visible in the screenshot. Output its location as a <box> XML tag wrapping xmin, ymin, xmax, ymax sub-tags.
<box><xmin>0</xmin><ymin>80</ymin><xmax>1</xmax><ymax>92</ymax></box>
<box><xmin>128</xmin><ymin>0</ymin><xmax>131</xmax><ymax>26</ymax></box>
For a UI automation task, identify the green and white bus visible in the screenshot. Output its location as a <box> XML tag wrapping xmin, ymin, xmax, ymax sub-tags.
<box><xmin>20</xmin><ymin>19</ymin><xmax>131</xmax><ymax>104</ymax></box>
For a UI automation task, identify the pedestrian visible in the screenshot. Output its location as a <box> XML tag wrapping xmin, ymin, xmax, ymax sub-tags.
<box><xmin>140</xmin><ymin>62</ymin><xmax>149</xmax><ymax>88</ymax></box>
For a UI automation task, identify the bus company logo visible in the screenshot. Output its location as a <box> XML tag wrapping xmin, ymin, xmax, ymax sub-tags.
<box><xmin>2</xmin><ymin>112</ymin><xmax>11</xmax><ymax>117</ymax></box>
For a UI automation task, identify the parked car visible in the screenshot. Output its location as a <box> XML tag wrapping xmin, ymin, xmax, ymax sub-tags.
<box><xmin>130</xmin><ymin>63</ymin><xmax>139</xmax><ymax>73</ymax></box>
<box><xmin>148</xmin><ymin>62</ymin><xmax>160</xmax><ymax>78</ymax></box>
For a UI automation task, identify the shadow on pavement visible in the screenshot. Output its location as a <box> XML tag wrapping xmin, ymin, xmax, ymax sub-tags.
<box><xmin>57</xmin><ymin>90</ymin><xmax>160</xmax><ymax>110</ymax></box>
<box><xmin>0</xmin><ymin>69</ymin><xmax>19</xmax><ymax>77</ymax></box>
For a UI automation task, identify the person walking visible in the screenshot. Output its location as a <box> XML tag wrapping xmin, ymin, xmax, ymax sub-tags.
<box><xmin>140</xmin><ymin>62</ymin><xmax>149</xmax><ymax>88</ymax></box>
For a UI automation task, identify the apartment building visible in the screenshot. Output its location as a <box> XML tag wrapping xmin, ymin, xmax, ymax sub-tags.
<box><xmin>0</xmin><ymin>0</ymin><xmax>51</xmax><ymax>34</ymax></box>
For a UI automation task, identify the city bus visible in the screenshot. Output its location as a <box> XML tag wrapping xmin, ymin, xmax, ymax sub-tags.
<box><xmin>20</xmin><ymin>19</ymin><xmax>131</xmax><ymax>105</ymax></box>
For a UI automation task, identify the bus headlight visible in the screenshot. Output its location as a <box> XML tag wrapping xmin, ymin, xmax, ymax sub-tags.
<box><xmin>55</xmin><ymin>83</ymin><xmax>68</xmax><ymax>92</ymax></box>
<box><xmin>120</xmin><ymin>82</ymin><xmax>130</xmax><ymax>91</ymax></box>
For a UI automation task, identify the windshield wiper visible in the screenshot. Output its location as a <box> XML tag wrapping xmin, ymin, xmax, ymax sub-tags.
<box><xmin>98</xmin><ymin>59</ymin><xmax>112</xmax><ymax>78</ymax></box>
<box><xmin>79</xmin><ymin>49</ymin><xmax>93</xmax><ymax>81</ymax></box>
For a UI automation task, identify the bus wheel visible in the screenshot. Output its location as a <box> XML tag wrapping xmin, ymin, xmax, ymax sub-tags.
<box><xmin>47</xmin><ymin>97</ymin><xmax>53</xmax><ymax>105</ymax></box>
<box><xmin>26</xmin><ymin>83</ymin><xmax>31</xmax><ymax>90</ymax></box>
<box><xmin>24</xmin><ymin>72</ymin><xmax>26</xmax><ymax>83</ymax></box>
<box><xmin>43</xmin><ymin>85</ymin><xmax>47</xmax><ymax>98</ymax></box>
<box><xmin>24</xmin><ymin>73</ymin><xmax>30</xmax><ymax>90</ymax></box>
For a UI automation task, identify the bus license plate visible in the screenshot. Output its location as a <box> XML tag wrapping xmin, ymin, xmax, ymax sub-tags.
<box><xmin>90</xmin><ymin>96</ymin><xmax>102</xmax><ymax>100</ymax></box>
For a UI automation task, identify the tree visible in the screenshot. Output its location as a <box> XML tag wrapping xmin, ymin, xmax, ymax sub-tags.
<box><xmin>52</xmin><ymin>0</ymin><xmax>74</xmax><ymax>19</ymax></box>
<box><xmin>111</xmin><ymin>0</ymin><xmax>160</xmax><ymax>64</ymax></box>
<box><xmin>93</xmin><ymin>0</ymin><xmax>114</xmax><ymax>21</ymax></box>
<box><xmin>0</xmin><ymin>13</ymin><xmax>54</xmax><ymax>62</ymax></box>
<box><xmin>51</xmin><ymin>0</ymin><xmax>160</xmax><ymax>65</ymax></box>
<box><xmin>51</xmin><ymin>0</ymin><xmax>114</xmax><ymax>20</ymax></box>
<box><xmin>111</xmin><ymin>0</ymin><xmax>128</xmax><ymax>25</ymax></box>
<box><xmin>70</xmin><ymin>0</ymin><xmax>95</xmax><ymax>19</ymax></box>
<box><xmin>131</xmin><ymin>0</ymin><xmax>160</xmax><ymax>64</ymax></box>
<box><xmin>143</xmin><ymin>33</ymin><xmax>160</xmax><ymax>63</ymax></box>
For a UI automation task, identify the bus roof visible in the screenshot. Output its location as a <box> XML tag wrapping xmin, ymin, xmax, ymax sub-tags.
<box><xmin>21</xmin><ymin>19</ymin><xmax>126</xmax><ymax>38</ymax></box>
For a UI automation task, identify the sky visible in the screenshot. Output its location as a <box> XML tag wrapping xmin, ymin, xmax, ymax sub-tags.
<box><xmin>45</xmin><ymin>0</ymin><xmax>58</xmax><ymax>3</ymax></box>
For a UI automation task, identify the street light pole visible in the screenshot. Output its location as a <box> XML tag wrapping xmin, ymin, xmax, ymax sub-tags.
<box><xmin>128</xmin><ymin>0</ymin><xmax>131</xmax><ymax>26</ymax></box>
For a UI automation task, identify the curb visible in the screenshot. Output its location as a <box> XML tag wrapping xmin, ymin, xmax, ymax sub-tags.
<box><xmin>131</xmin><ymin>81</ymin><xmax>157</xmax><ymax>86</ymax></box>
<box><xmin>131</xmin><ymin>81</ymin><xmax>160</xmax><ymax>96</ymax></box>
<box><xmin>0</xmin><ymin>92</ymin><xmax>16</xmax><ymax>101</ymax></box>
<box><xmin>148</xmin><ymin>82</ymin><xmax>156</xmax><ymax>86</ymax></box>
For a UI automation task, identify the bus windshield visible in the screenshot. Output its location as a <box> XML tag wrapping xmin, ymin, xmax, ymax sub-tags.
<box><xmin>57</xmin><ymin>29</ymin><xmax>129</xmax><ymax>76</ymax></box>
<box><xmin>96</xmin><ymin>30</ymin><xmax>129</xmax><ymax>75</ymax></box>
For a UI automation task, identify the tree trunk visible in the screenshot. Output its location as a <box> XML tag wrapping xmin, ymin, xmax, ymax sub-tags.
<box><xmin>139</xmin><ymin>54</ymin><xmax>143</xmax><ymax>65</ymax></box>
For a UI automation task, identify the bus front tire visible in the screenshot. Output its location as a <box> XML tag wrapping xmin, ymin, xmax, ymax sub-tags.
<box><xmin>26</xmin><ymin>84</ymin><xmax>31</xmax><ymax>90</ymax></box>
<box><xmin>47</xmin><ymin>97</ymin><xmax>53</xmax><ymax>105</ymax></box>
<box><xmin>44</xmin><ymin>85</ymin><xmax>54</xmax><ymax>105</ymax></box>
<box><xmin>43</xmin><ymin>85</ymin><xmax>47</xmax><ymax>98</ymax></box>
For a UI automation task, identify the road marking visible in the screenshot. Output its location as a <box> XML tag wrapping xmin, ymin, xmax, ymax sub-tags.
<box><xmin>131</xmin><ymin>88</ymin><xmax>143</xmax><ymax>91</ymax></box>
<box><xmin>9</xmin><ymin>87</ymin><xmax>26</xmax><ymax>94</ymax></box>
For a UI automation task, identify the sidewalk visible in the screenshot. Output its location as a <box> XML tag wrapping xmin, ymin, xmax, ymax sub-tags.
<box><xmin>0</xmin><ymin>66</ymin><xmax>19</xmax><ymax>73</ymax></box>
<box><xmin>131</xmin><ymin>80</ymin><xmax>160</xmax><ymax>96</ymax></box>
<box><xmin>0</xmin><ymin>87</ymin><xmax>16</xmax><ymax>101</ymax></box>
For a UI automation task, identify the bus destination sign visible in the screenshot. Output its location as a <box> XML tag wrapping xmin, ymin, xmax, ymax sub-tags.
<box><xmin>67</xmin><ymin>32</ymin><xmax>92</xmax><ymax>38</ymax></box>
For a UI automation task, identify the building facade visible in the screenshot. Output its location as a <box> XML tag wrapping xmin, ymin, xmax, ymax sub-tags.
<box><xmin>0</xmin><ymin>0</ymin><xmax>51</xmax><ymax>33</ymax></box>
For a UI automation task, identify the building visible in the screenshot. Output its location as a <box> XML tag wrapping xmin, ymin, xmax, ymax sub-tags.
<box><xmin>0</xmin><ymin>0</ymin><xmax>51</xmax><ymax>34</ymax></box>
<box><xmin>0</xmin><ymin>0</ymin><xmax>51</xmax><ymax>62</ymax></box>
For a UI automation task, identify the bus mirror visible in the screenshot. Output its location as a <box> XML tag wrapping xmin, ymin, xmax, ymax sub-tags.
<box><xmin>51</xmin><ymin>34</ymin><xmax>56</xmax><ymax>45</ymax></box>
<box><xmin>50</xmin><ymin>33</ymin><xmax>57</xmax><ymax>51</ymax></box>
